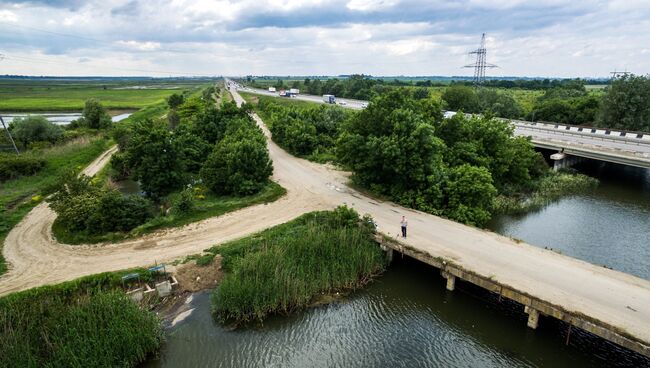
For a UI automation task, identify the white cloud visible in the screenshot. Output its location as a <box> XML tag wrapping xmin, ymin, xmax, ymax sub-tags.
<box><xmin>0</xmin><ymin>10</ymin><xmax>18</xmax><ymax>22</ymax></box>
<box><xmin>346</xmin><ymin>0</ymin><xmax>399</xmax><ymax>11</ymax></box>
<box><xmin>116</xmin><ymin>40</ymin><xmax>162</xmax><ymax>51</ymax></box>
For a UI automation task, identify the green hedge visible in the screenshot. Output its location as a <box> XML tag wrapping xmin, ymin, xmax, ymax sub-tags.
<box><xmin>0</xmin><ymin>153</ymin><xmax>46</xmax><ymax>181</ymax></box>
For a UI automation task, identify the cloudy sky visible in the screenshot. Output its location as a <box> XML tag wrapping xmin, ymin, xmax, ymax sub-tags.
<box><xmin>0</xmin><ymin>0</ymin><xmax>649</xmax><ymax>77</ymax></box>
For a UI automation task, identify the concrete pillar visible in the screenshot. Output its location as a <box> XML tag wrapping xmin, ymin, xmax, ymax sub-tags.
<box><xmin>386</xmin><ymin>248</ymin><xmax>394</xmax><ymax>263</ymax></box>
<box><xmin>550</xmin><ymin>152</ymin><xmax>566</xmax><ymax>171</ymax></box>
<box><xmin>525</xmin><ymin>306</ymin><xmax>540</xmax><ymax>329</ymax></box>
<box><xmin>441</xmin><ymin>271</ymin><xmax>456</xmax><ymax>291</ymax></box>
<box><xmin>446</xmin><ymin>275</ymin><xmax>456</xmax><ymax>291</ymax></box>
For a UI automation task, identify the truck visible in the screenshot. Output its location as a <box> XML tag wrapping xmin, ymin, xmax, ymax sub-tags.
<box><xmin>323</xmin><ymin>94</ymin><xmax>336</xmax><ymax>104</ymax></box>
<box><xmin>268</xmin><ymin>87</ymin><xmax>276</xmax><ymax>93</ymax></box>
<box><xmin>289</xmin><ymin>88</ymin><xmax>300</xmax><ymax>95</ymax></box>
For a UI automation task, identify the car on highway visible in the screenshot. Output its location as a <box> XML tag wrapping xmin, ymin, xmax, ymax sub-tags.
<box><xmin>338</xmin><ymin>101</ymin><xmax>347</xmax><ymax>106</ymax></box>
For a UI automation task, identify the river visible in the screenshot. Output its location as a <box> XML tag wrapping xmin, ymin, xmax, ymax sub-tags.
<box><xmin>1</xmin><ymin>111</ymin><xmax>133</xmax><ymax>125</ymax></box>
<box><xmin>145</xmin><ymin>161</ymin><xmax>650</xmax><ymax>367</ymax></box>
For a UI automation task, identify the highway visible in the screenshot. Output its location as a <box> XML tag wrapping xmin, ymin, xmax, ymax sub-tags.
<box><xmin>234</xmin><ymin>83</ymin><xmax>650</xmax><ymax>169</ymax></box>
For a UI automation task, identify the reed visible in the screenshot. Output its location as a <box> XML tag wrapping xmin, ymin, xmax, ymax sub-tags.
<box><xmin>211</xmin><ymin>207</ymin><xmax>385</xmax><ymax>324</ymax></box>
<box><xmin>0</xmin><ymin>270</ymin><xmax>162</xmax><ymax>368</ymax></box>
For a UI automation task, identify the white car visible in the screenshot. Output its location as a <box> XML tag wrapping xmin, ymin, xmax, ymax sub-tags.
<box><xmin>339</xmin><ymin>101</ymin><xmax>347</xmax><ymax>106</ymax></box>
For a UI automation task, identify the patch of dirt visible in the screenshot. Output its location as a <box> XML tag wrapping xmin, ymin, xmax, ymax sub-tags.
<box><xmin>173</xmin><ymin>255</ymin><xmax>224</xmax><ymax>292</ymax></box>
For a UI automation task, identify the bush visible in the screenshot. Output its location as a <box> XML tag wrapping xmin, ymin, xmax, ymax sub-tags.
<box><xmin>0</xmin><ymin>153</ymin><xmax>46</xmax><ymax>181</ymax></box>
<box><xmin>170</xmin><ymin>188</ymin><xmax>195</xmax><ymax>215</ymax></box>
<box><xmin>200</xmin><ymin>124</ymin><xmax>273</xmax><ymax>196</ymax></box>
<box><xmin>8</xmin><ymin>115</ymin><xmax>63</xmax><ymax>148</ymax></box>
<box><xmin>75</xmin><ymin>98</ymin><xmax>112</xmax><ymax>129</ymax></box>
<box><xmin>49</xmin><ymin>174</ymin><xmax>152</xmax><ymax>235</ymax></box>
<box><xmin>443</xmin><ymin>164</ymin><xmax>496</xmax><ymax>227</ymax></box>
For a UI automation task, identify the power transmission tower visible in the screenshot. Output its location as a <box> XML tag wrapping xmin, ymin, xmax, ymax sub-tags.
<box><xmin>464</xmin><ymin>33</ymin><xmax>498</xmax><ymax>87</ymax></box>
<box><xmin>0</xmin><ymin>115</ymin><xmax>20</xmax><ymax>155</ymax></box>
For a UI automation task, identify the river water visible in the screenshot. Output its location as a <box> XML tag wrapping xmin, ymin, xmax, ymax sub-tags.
<box><xmin>145</xmin><ymin>161</ymin><xmax>650</xmax><ymax>367</ymax></box>
<box><xmin>1</xmin><ymin>112</ymin><xmax>133</xmax><ymax>125</ymax></box>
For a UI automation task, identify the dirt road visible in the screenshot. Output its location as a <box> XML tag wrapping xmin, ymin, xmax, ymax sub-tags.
<box><xmin>1</xmin><ymin>86</ymin><xmax>649</xmax><ymax>352</ymax></box>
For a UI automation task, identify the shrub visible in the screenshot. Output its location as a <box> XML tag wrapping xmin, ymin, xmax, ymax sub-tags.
<box><xmin>49</xmin><ymin>174</ymin><xmax>153</xmax><ymax>235</ymax></box>
<box><xmin>0</xmin><ymin>153</ymin><xmax>46</xmax><ymax>181</ymax></box>
<box><xmin>8</xmin><ymin>115</ymin><xmax>63</xmax><ymax>148</ymax></box>
<box><xmin>170</xmin><ymin>188</ymin><xmax>195</xmax><ymax>215</ymax></box>
<box><xmin>77</xmin><ymin>98</ymin><xmax>112</xmax><ymax>129</ymax></box>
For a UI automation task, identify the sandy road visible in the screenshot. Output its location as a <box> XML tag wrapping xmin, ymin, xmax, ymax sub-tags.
<box><xmin>1</xmin><ymin>86</ymin><xmax>649</xmax><ymax>352</ymax></box>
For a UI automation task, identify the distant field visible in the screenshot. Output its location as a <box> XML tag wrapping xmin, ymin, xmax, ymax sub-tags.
<box><xmin>0</xmin><ymin>79</ymin><xmax>212</xmax><ymax>112</ymax></box>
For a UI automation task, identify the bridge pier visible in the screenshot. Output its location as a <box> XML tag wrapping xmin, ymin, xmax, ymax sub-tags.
<box><xmin>525</xmin><ymin>306</ymin><xmax>540</xmax><ymax>329</ymax></box>
<box><xmin>441</xmin><ymin>271</ymin><xmax>456</xmax><ymax>291</ymax></box>
<box><xmin>550</xmin><ymin>152</ymin><xmax>584</xmax><ymax>171</ymax></box>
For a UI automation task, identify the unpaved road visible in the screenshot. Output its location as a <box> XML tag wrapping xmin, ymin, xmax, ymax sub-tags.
<box><xmin>1</xmin><ymin>87</ymin><xmax>649</xmax><ymax>352</ymax></box>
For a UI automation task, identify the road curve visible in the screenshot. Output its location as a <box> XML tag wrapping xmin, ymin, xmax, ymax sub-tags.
<box><xmin>1</xmin><ymin>86</ymin><xmax>649</xmax><ymax>353</ymax></box>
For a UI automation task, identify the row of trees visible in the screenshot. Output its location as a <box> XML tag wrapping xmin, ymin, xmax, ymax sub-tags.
<box><xmin>258</xmin><ymin>97</ymin><xmax>351</xmax><ymax>162</ymax></box>
<box><xmin>443</xmin><ymin>75</ymin><xmax>650</xmax><ymax>132</ymax></box>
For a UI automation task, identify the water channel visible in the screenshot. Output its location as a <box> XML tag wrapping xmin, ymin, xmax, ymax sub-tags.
<box><xmin>1</xmin><ymin>111</ymin><xmax>133</xmax><ymax>125</ymax></box>
<box><xmin>145</xmin><ymin>160</ymin><xmax>650</xmax><ymax>367</ymax></box>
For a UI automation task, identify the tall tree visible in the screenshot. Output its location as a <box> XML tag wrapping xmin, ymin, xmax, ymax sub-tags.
<box><xmin>599</xmin><ymin>74</ymin><xmax>650</xmax><ymax>132</ymax></box>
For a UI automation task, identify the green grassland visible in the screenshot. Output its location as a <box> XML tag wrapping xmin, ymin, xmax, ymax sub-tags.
<box><xmin>0</xmin><ymin>79</ymin><xmax>212</xmax><ymax>112</ymax></box>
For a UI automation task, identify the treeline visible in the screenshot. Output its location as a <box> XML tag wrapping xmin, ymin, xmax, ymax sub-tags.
<box><xmin>256</xmin><ymin>96</ymin><xmax>353</xmax><ymax>162</ymax></box>
<box><xmin>452</xmin><ymin>78</ymin><xmax>607</xmax><ymax>90</ymax></box>
<box><xmin>50</xmin><ymin>88</ymin><xmax>275</xmax><ymax>242</ymax></box>
<box><xmin>443</xmin><ymin>75</ymin><xmax>650</xmax><ymax>132</ymax></box>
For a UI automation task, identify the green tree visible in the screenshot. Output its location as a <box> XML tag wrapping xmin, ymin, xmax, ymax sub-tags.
<box><xmin>9</xmin><ymin>115</ymin><xmax>63</xmax><ymax>148</ymax></box>
<box><xmin>200</xmin><ymin>125</ymin><xmax>272</xmax><ymax>196</ymax></box>
<box><xmin>127</xmin><ymin>120</ymin><xmax>185</xmax><ymax>199</ymax></box>
<box><xmin>337</xmin><ymin>90</ymin><xmax>446</xmax><ymax>210</ymax></box>
<box><xmin>599</xmin><ymin>74</ymin><xmax>650</xmax><ymax>132</ymax></box>
<box><xmin>79</xmin><ymin>98</ymin><xmax>112</xmax><ymax>129</ymax></box>
<box><xmin>173</xmin><ymin>125</ymin><xmax>211</xmax><ymax>173</ymax></box>
<box><xmin>442</xmin><ymin>85</ymin><xmax>481</xmax><ymax>112</ymax></box>
<box><xmin>167</xmin><ymin>93</ymin><xmax>185</xmax><ymax>109</ymax></box>
<box><xmin>443</xmin><ymin>164</ymin><xmax>496</xmax><ymax>227</ymax></box>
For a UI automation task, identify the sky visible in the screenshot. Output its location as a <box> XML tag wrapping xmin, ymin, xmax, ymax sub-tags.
<box><xmin>0</xmin><ymin>0</ymin><xmax>649</xmax><ymax>77</ymax></box>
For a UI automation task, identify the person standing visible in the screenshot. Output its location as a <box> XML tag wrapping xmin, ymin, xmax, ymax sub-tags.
<box><xmin>400</xmin><ymin>216</ymin><xmax>408</xmax><ymax>238</ymax></box>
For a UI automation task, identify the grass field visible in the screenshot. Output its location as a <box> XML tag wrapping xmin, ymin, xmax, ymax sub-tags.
<box><xmin>0</xmin><ymin>78</ymin><xmax>212</xmax><ymax>112</ymax></box>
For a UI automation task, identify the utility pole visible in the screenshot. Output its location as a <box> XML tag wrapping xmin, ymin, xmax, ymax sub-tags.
<box><xmin>463</xmin><ymin>33</ymin><xmax>498</xmax><ymax>87</ymax></box>
<box><xmin>0</xmin><ymin>115</ymin><xmax>20</xmax><ymax>155</ymax></box>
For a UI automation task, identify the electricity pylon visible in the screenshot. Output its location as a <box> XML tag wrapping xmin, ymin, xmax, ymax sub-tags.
<box><xmin>464</xmin><ymin>33</ymin><xmax>498</xmax><ymax>87</ymax></box>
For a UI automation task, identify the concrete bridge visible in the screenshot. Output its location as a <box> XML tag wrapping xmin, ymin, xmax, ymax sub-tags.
<box><xmin>235</xmin><ymin>85</ymin><xmax>650</xmax><ymax>169</ymax></box>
